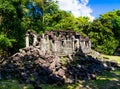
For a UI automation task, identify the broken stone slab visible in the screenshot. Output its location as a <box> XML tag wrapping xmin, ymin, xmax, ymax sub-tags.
<box><xmin>34</xmin><ymin>58</ymin><xmax>46</xmax><ymax>64</ymax></box>
<box><xmin>57</xmin><ymin>69</ymin><xmax>65</xmax><ymax>77</ymax></box>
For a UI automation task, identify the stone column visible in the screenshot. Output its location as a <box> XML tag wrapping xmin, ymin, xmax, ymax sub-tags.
<box><xmin>46</xmin><ymin>35</ymin><xmax>50</xmax><ymax>53</ymax></box>
<box><xmin>79</xmin><ymin>41</ymin><xmax>85</xmax><ymax>51</ymax></box>
<box><xmin>72</xmin><ymin>40</ymin><xmax>75</xmax><ymax>51</ymax></box>
<box><xmin>25</xmin><ymin>33</ymin><xmax>29</xmax><ymax>47</ymax></box>
<box><xmin>33</xmin><ymin>34</ymin><xmax>37</xmax><ymax>46</ymax></box>
<box><xmin>54</xmin><ymin>41</ymin><xmax>57</xmax><ymax>53</ymax></box>
<box><xmin>88</xmin><ymin>41</ymin><xmax>91</xmax><ymax>49</ymax></box>
<box><xmin>50</xmin><ymin>40</ymin><xmax>54</xmax><ymax>52</ymax></box>
<box><xmin>41</xmin><ymin>34</ymin><xmax>46</xmax><ymax>55</ymax></box>
<box><xmin>76</xmin><ymin>39</ymin><xmax>80</xmax><ymax>49</ymax></box>
<box><xmin>54</xmin><ymin>35</ymin><xmax>58</xmax><ymax>54</ymax></box>
<box><xmin>72</xmin><ymin>36</ymin><xmax>75</xmax><ymax>52</ymax></box>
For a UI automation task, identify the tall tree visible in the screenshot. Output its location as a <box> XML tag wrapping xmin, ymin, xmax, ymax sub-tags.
<box><xmin>0</xmin><ymin>0</ymin><xmax>60</xmax><ymax>54</ymax></box>
<box><xmin>83</xmin><ymin>10</ymin><xmax>120</xmax><ymax>54</ymax></box>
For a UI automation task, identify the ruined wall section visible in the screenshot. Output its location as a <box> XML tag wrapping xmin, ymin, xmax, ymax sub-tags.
<box><xmin>25</xmin><ymin>30</ymin><xmax>91</xmax><ymax>56</ymax></box>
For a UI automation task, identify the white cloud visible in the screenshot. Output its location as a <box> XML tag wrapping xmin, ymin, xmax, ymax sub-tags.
<box><xmin>54</xmin><ymin>0</ymin><xmax>94</xmax><ymax>21</ymax></box>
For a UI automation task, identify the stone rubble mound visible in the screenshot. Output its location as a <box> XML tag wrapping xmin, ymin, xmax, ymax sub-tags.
<box><xmin>0</xmin><ymin>46</ymin><xmax>118</xmax><ymax>85</ymax></box>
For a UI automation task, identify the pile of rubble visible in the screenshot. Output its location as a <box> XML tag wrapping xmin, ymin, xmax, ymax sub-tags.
<box><xmin>0</xmin><ymin>46</ymin><xmax>119</xmax><ymax>85</ymax></box>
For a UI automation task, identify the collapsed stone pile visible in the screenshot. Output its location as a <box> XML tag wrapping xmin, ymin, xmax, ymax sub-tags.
<box><xmin>0</xmin><ymin>46</ymin><xmax>107</xmax><ymax>84</ymax></box>
<box><xmin>0</xmin><ymin>46</ymin><xmax>118</xmax><ymax>85</ymax></box>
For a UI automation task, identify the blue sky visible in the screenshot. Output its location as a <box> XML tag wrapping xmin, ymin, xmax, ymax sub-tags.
<box><xmin>55</xmin><ymin>0</ymin><xmax>120</xmax><ymax>20</ymax></box>
<box><xmin>88</xmin><ymin>0</ymin><xmax>120</xmax><ymax>17</ymax></box>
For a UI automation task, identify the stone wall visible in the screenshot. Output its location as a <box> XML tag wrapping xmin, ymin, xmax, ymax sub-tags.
<box><xmin>25</xmin><ymin>30</ymin><xmax>91</xmax><ymax>56</ymax></box>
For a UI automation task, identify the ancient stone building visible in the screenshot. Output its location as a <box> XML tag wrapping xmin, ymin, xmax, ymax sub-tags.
<box><xmin>1</xmin><ymin>30</ymin><xmax>111</xmax><ymax>85</ymax></box>
<box><xmin>25</xmin><ymin>30</ymin><xmax>91</xmax><ymax>56</ymax></box>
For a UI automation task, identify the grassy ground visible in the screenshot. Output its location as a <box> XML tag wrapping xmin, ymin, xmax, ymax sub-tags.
<box><xmin>102</xmin><ymin>54</ymin><xmax>120</xmax><ymax>64</ymax></box>
<box><xmin>0</xmin><ymin>55</ymin><xmax>120</xmax><ymax>89</ymax></box>
<box><xmin>41</xmin><ymin>68</ymin><xmax>120</xmax><ymax>89</ymax></box>
<box><xmin>0</xmin><ymin>80</ymin><xmax>33</xmax><ymax>89</ymax></box>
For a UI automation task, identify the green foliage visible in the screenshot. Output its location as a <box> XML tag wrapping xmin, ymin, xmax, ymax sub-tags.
<box><xmin>0</xmin><ymin>34</ymin><xmax>12</xmax><ymax>49</ymax></box>
<box><xmin>0</xmin><ymin>80</ymin><xmax>33</xmax><ymax>89</ymax></box>
<box><xmin>44</xmin><ymin>10</ymin><xmax>90</xmax><ymax>32</ymax></box>
<box><xmin>83</xmin><ymin>10</ymin><xmax>120</xmax><ymax>55</ymax></box>
<box><xmin>0</xmin><ymin>0</ymin><xmax>25</xmax><ymax>53</ymax></box>
<box><xmin>0</xmin><ymin>0</ymin><xmax>45</xmax><ymax>54</ymax></box>
<box><xmin>1</xmin><ymin>0</ymin><xmax>120</xmax><ymax>55</ymax></box>
<box><xmin>0</xmin><ymin>34</ymin><xmax>16</xmax><ymax>55</ymax></box>
<box><xmin>60</xmin><ymin>57</ymin><xmax>69</xmax><ymax>65</ymax></box>
<box><xmin>113</xmin><ymin>15</ymin><xmax>120</xmax><ymax>40</ymax></box>
<box><xmin>75</xmin><ymin>16</ymin><xmax>90</xmax><ymax>32</ymax></box>
<box><xmin>100</xmin><ymin>10</ymin><xmax>120</xmax><ymax>42</ymax></box>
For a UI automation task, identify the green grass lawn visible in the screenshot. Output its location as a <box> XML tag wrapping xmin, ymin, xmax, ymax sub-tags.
<box><xmin>102</xmin><ymin>54</ymin><xmax>120</xmax><ymax>64</ymax></box>
<box><xmin>0</xmin><ymin>80</ymin><xmax>33</xmax><ymax>89</ymax></box>
<box><xmin>0</xmin><ymin>55</ymin><xmax>120</xmax><ymax>89</ymax></box>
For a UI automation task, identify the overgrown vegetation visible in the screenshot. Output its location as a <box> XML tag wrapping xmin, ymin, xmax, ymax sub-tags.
<box><xmin>1</xmin><ymin>0</ymin><xmax>120</xmax><ymax>55</ymax></box>
<box><xmin>83</xmin><ymin>11</ymin><xmax>120</xmax><ymax>54</ymax></box>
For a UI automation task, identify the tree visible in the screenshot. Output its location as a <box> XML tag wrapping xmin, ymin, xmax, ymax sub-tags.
<box><xmin>0</xmin><ymin>0</ymin><xmax>60</xmax><ymax>54</ymax></box>
<box><xmin>75</xmin><ymin>16</ymin><xmax>90</xmax><ymax>33</ymax></box>
<box><xmin>112</xmin><ymin>15</ymin><xmax>120</xmax><ymax>41</ymax></box>
<box><xmin>0</xmin><ymin>33</ymin><xmax>15</xmax><ymax>55</ymax></box>
<box><xmin>81</xmin><ymin>10</ymin><xmax>120</xmax><ymax>55</ymax></box>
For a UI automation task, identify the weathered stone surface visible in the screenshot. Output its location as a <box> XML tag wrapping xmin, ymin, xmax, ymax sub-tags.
<box><xmin>1</xmin><ymin>46</ymin><xmax>103</xmax><ymax>83</ymax></box>
<box><xmin>25</xmin><ymin>30</ymin><xmax>92</xmax><ymax>56</ymax></box>
<box><xmin>57</xmin><ymin>69</ymin><xmax>65</xmax><ymax>77</ymax></box>
<box><xmin>0</xmin><ymin>33</ymin><xmax>119</xmax><ymax>86</ymax></box>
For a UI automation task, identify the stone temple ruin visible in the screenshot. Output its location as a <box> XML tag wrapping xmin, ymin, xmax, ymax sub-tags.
<box><xmin>25</xmin><ymin>30</ymin><xmax>91</xmax><ymax>56</ymax></box>
<box><xmin>2</xmin><ymin>30</ymin><xmax>119</xmax><ymax>88</ymax></box>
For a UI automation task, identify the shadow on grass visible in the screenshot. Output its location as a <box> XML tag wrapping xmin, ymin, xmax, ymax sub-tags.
<box><xmin>80</xmin><ymin>68</ymin><xmax>120</xmax><ymax>89</ymax></box>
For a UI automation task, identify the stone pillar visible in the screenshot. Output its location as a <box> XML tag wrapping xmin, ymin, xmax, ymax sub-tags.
<box><xmin>88</xmin><ymin>41</ymin><xmax>91</xmax><ymax>49</ymax></box>
<box><xmin>72</xmin><ymin>40</ymin><xmax>75</xmax><ymax>51</ymax></box>
<box><xmin>33</xmin><ymin>34</ymin><xmax>37</xmax><ymax>46</ymax></box>
<box><xmin>72</xmin><ymin>36</ymin><xmax>75</xmax><ymax>51</ymax></box>
<box><xmin>79</xmin><ymin>41</ymin><xmax>85</xmax><ymax>51</ymax></box>
<box><xmin>50</xmin><ymin>40</ymin><xmax>54</xmax><ymax>52</ymax></box>
<box><xmin>54</xmin><ymin>36</ymin><xmax>58</xmax><ymax>54</ymax></box>
<box><xmin>54</xmin><ymin>41</ymin><xmax>57</xmax><ymax>53</ymax></box>
<box><xmin>83</xmin><ymin>41</ymin><xmax>86</xmax><ymax>49</ymax></box>
<box><xmin>63</xmin><ymin>40</ymin><xmax>67</xmax><ymax>47</ymax></box>
<box><xmin>25</xmin><ymin>33</ymin><xmax>29</xmax><ymax>47</ymax></box>
<box><xmin>46</xmin><ymin>35</ymin><xmax>50</xmax><ymax>53</ymax></box>
<box><xmin>89</xmin><ymin>41</ymin><xmax>91</xmax><ymax>49</ymax></box>
<box><xmin>76</xmin><ymin>39</ymin><xmax>80</xmax><ymax>49</ymax></box>
<box><xmin>41</xmin><ymin>34</ymin><xmax>46</xmax><ymax>55</ymax></box>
